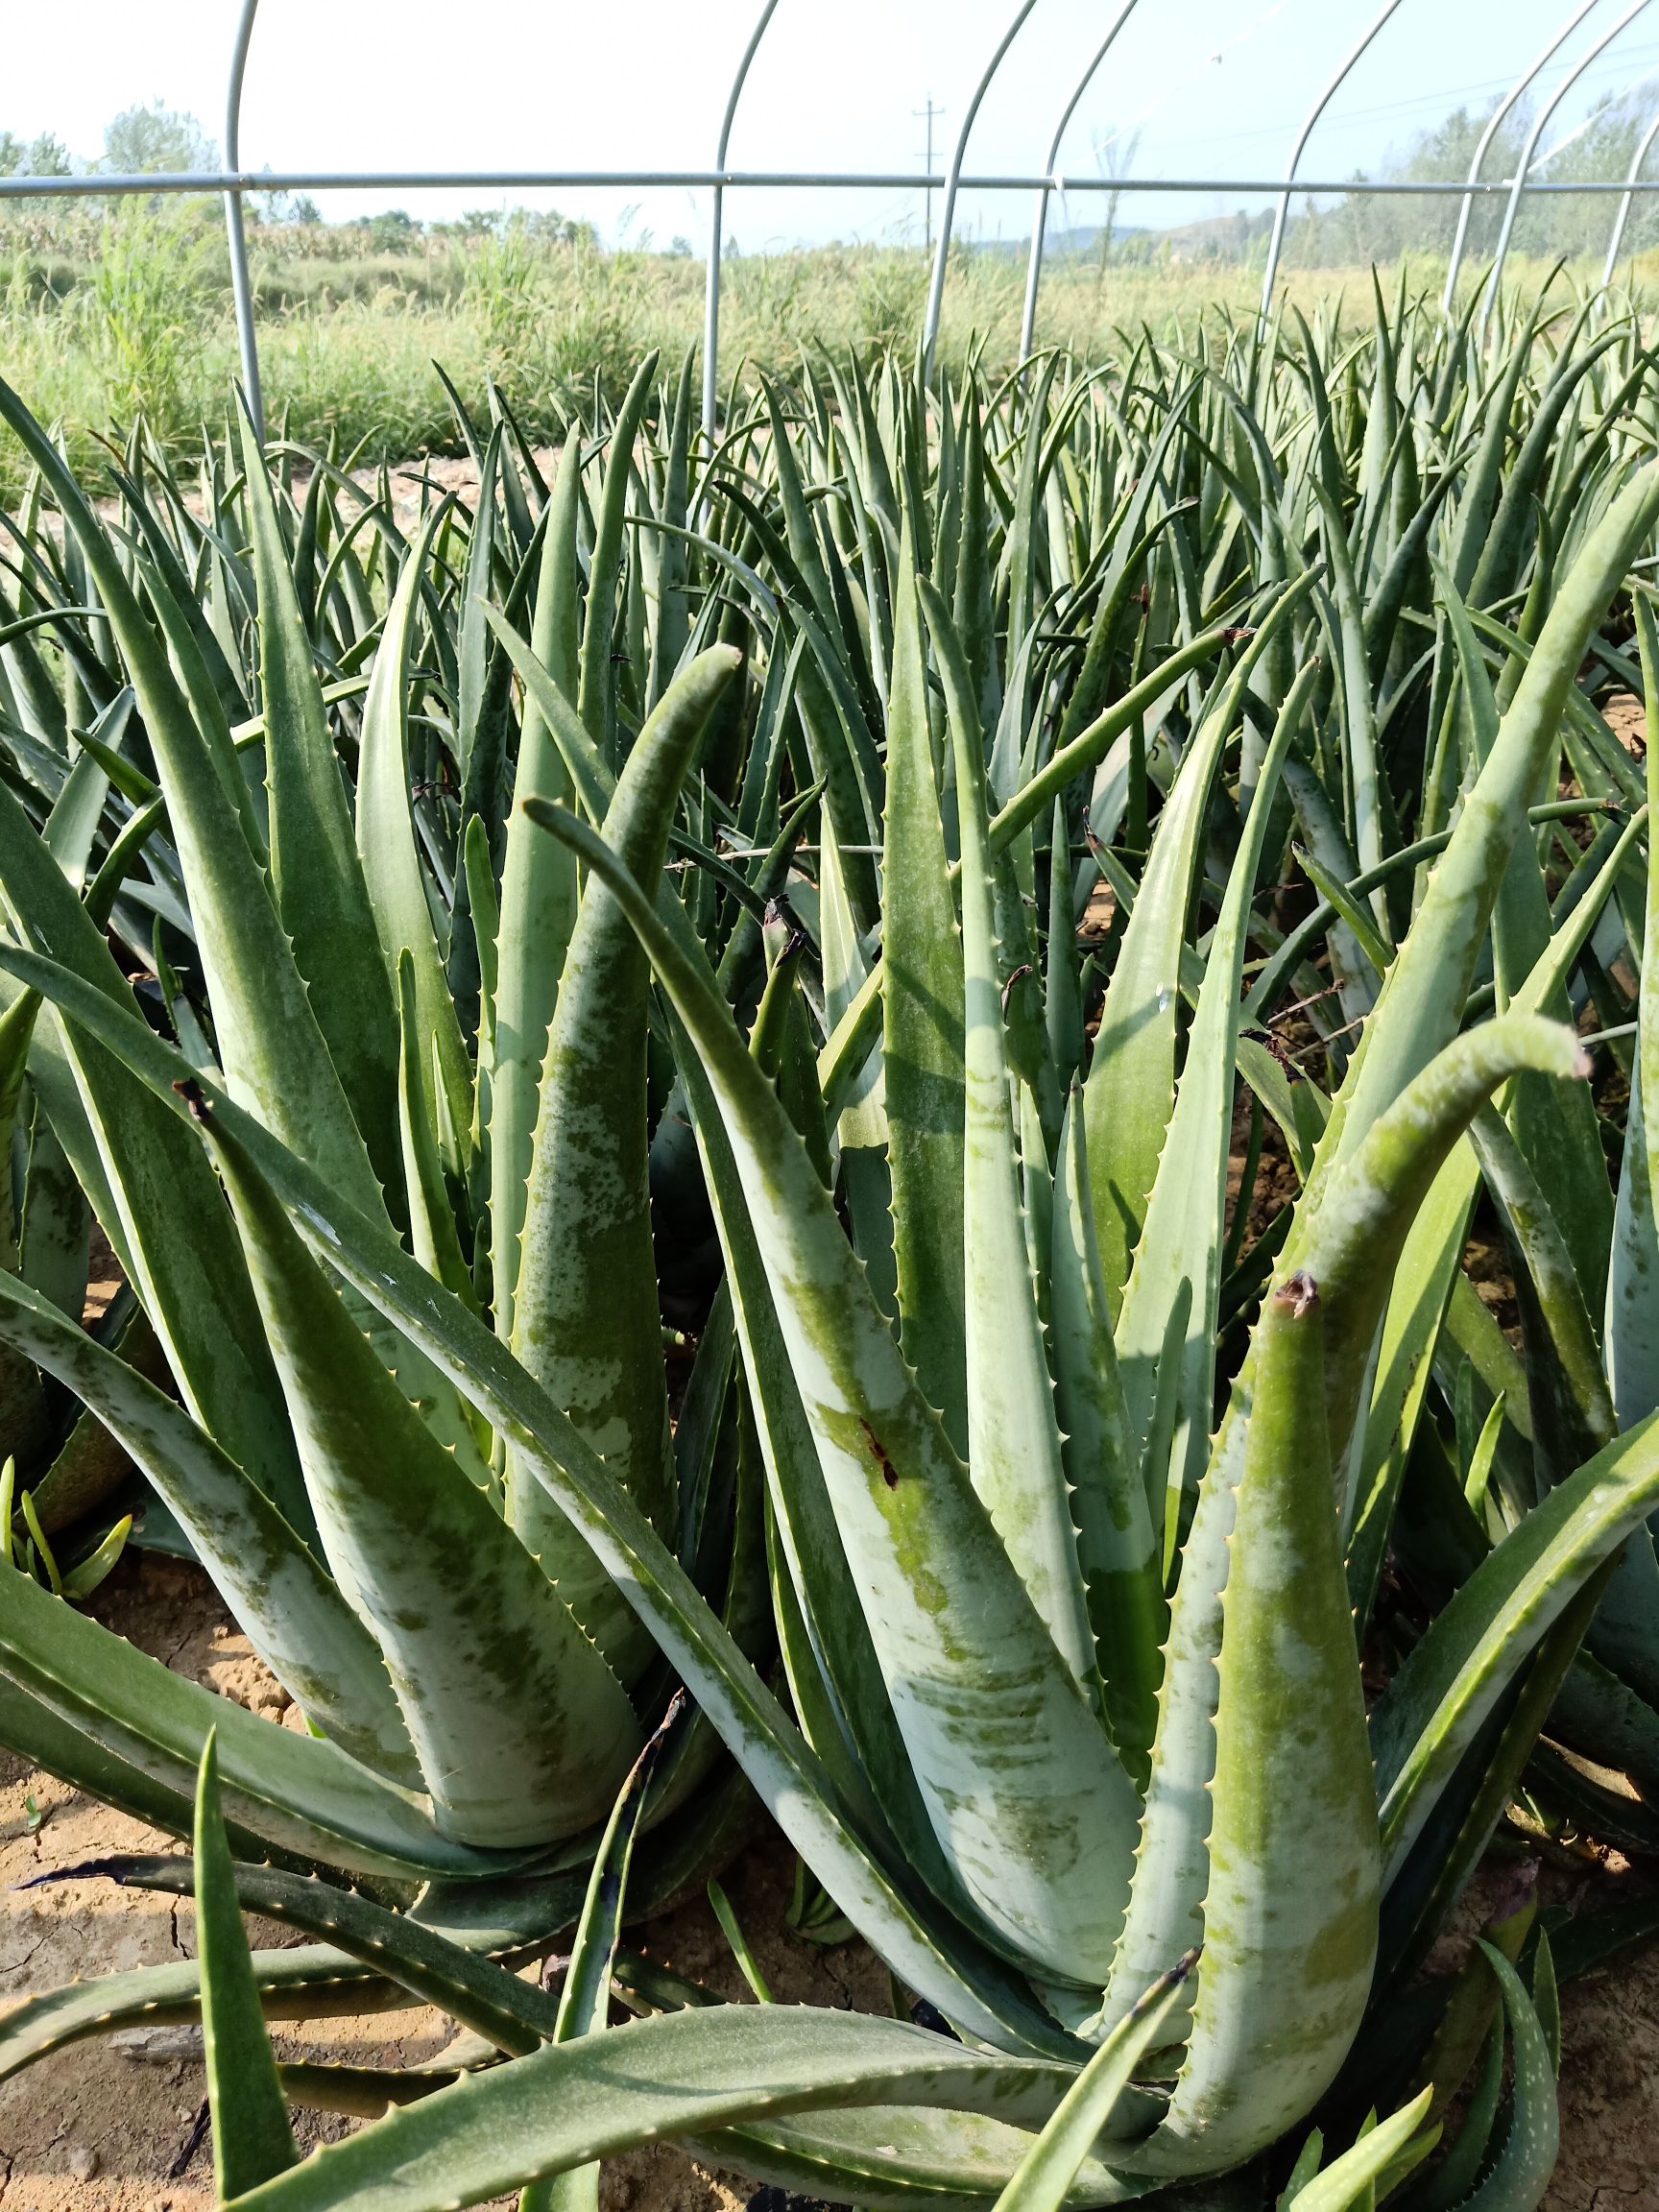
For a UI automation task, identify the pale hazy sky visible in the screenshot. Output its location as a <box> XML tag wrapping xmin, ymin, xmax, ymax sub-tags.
<box><xmin>9</xmin><ymin>0</ymin><xmax>1659</xmax><ymax>246</ymax></box>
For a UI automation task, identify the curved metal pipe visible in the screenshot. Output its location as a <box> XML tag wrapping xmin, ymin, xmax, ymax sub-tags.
<box><xmin>923</xmin><ymin>0</ymin><xmax>1042</xmax><ymax>379</ymax></box>
<box><xmin>1480</xmin><ymin>0</ymin><xmax>1656</xmax><ymax>341</ymax></box>
<box><xmin>224</xmin><ymin>0</ymin><xmax>264</xmax><ymax>443</ymax></box>
<box><xmin>1259</xmin><ymin>0</ymin><xmax>1407</xmax><ymax>328</ymax></box>
<box><xmin>1600</xmin><ymin>100</ymin><xmax>1659</xmax><ymax>285</ymax></box>
<box><xmin>1443</xmin><ymin>0</ymin><xmax>1603</xmax><ymax>314</ymax></box>
<box><xmin>702</xmin><ymin>0</ymin><xmax>784</xmax><ymax>440</ymax></box>
<box><xmin>1020</xmin><ymin>0</ymin><xmax>1144</xmax><ymax>358</ymax></box>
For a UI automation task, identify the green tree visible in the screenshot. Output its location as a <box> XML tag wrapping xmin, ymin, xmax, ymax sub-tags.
<box><xmin>0</xmin><ymin>130</ymin><xmax>73</xmax><ymax>178</ymax></box>
<box><xmin>103</xmin><ymin>103</ymin><xmax>216</xmax><ymax>177</ymax></box>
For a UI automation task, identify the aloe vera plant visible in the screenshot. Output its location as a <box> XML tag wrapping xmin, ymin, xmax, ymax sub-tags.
<box><xmin>6</xmin><ymin>300</ymin><xmax>1659</xmax><ymax>2208</ymax></box>
<box><xmin>0</xmin><ymin>361</ymin><xmax>778</xmax><ymax>1920</ymax></box>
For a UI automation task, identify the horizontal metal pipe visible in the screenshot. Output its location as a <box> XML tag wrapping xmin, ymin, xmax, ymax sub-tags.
<box><xmin>8</xmin><ymin>169</ymin><xmax>1659</xmax><ymax>201</ymax></box>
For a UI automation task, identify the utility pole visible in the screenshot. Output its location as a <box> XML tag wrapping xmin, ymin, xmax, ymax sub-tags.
<box><xmin>914</xmin><ymin>96</ymin><xmax>944</xmax><ymax>252</ymax></box>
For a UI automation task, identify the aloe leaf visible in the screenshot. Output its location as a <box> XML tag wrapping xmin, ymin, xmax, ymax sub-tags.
<box><xmin>698</xmin><ymin>2102</ymin><xmax>1153</xmax><ymax>2212</ymax></box>
<box><xmin>990</xmin><ymin>1957</ymin><xmax>1196</xmax><ymax>2212</ymax></box>
<box><xmin>355</xmin><ymin>508</ymin><xmax>471</xmax><ymax>1171</ymax></box>
<box><xmin>219</xmin><ymin>2010</ymin><xmax>1085</xmax><ymax>2212</ymax></box>
<box><xmin>0</xmin><ymin>1557</ymin><xmax>519</xmax><ymax>1878</ymax></box>
<box><xmin>394</xmin><ymin>950</ymin><xmax>482</xmax><ymax>1319</ymax></box>
<box><xmin>489</xmin><ymin>444</ymin><xmax>583</xmax><ymax>1343</ymax></box>
<box><xmin>1049</xmin><ymin>1094</ymin><xmax>1162</xmax><ymax>1781</ymax></box>
<box><xmin>1114</xmin><ymin>661</ymin><xmax>1310</xmax><ymax>1515</ymax></box>
<box><xmin>1120</xmin><ymin>1269</ymin><xmax>1376</xmax><ymax>2179</ymax></box>
<box><xmin>0</xmin><ymin>1264</ymin><xmax>416</xmax><ymax>1781</ymax></box>
<box><xmin>675</xmin><ymin>1014</ymin><xmax>957</xmax><ymax>1910</ymax></box>
<box><xmin>0</xmin><ymin>1943</ymin><xmax>397</xmax><ymax>2085</ymax></box>
<box><xmin>193</xmin><ymin>1094</ymin><xmax>642</xmax><ymax>1848</ymax></box>
<box><xmin>238</xmin><ymin>410</ymin><xmax>400</xmax><ymax>1205</ymax></box>
<box><xmin>194</xmin><ymin>1737</ymin><xmax>301</xmax><ymax>2198</ymax></box>
<box><xmin>1115</xmin><ymin>1017</ymin><xmax>1589</xmax><ymax>2171</ymax></box>
<box><xmin>923</xmin><ymin>579</ymin><xmax>1093</xmax><ymax>1692</ymax></box>
<box><xmin>881</xmin><ymin>533</ymin><xmax>968</xmax><ymax>1454</ymax></box>
<box><xmin>1280</xmin><ymin>2090</ymin><xmax>1436</xmax><ymax>2212</ymax></box>
<box><xmin>0</xmin><ymin>1665</ymin><xmax>234</xmax><ymax>1852</ymax></box>
<box><xmin>577</xmin><ymin>354</ymin><xmax>658</xmax><ymax>756</ymax></box>
<box><xmin>0</xmin><ymin>775</ymin><xmax>305</xmax><ymax>1529</ymax></box>
<box><xmin>1450</xmin><ymin>1945</ymin><xmax>1558</xmax><ymax>2212</ymax></box>
<box><xmin>820</xmin><ymin>820</ymin><xmax>895</xmax><ymax>1314</ymax></box>
<box><xmin>0</xmin><ymin>936</ymin><xmax>1070</xmax><ymax>2054</ymax></box>
<box><xmin>509</xmin><ymin>648</ymin><xmax>739</xmax><ymax>1633</ymax></box>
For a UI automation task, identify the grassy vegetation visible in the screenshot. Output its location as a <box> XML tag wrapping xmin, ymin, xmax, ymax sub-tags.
<box><xmin>2</xmin><ymin>194</ymin><xmax>1648</xmax><ymax>491</ymax></box>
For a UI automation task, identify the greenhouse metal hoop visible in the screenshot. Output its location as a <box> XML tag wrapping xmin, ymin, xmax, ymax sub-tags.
<box><xmin>7</xmin><ymin>0</ymin><xmax>1659</xmax><ymax>443</ymax></box>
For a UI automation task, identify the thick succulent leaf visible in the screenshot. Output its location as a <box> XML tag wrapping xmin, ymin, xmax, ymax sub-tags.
<box><xmin>0</xmin><ymin>1665</ymin><xmax>236</xmax><ymax>1852</ymax></box>
<box><xmin>489</xmin><ymin>445</ymin><xmax>583</xmax><ymax>1342</ymax></box>
<box><xmin>991</xmin><ymin>1958</ymin><xmax>1196</xmax><ymax>2211</ymax></box>
<box><xmin>194</xmin><ymin>1738</ymin><xmax>300</xmax><ymax>2199</ymax></box>
<box><xmin>1112</xmin><ymin>1018</ymin><xmax>1589</xmax><ymax>2172</ymax></box>
<box><xmin>0</xmin><ymin>935</ymin><xmax>1073</xmax><ymax>2055</ymax></box>
<box><xmin>0</xmin><ymin>774</ymin><xmax>305</xmax><ymax>1530</ymax></box>
<box><xmin>395</xmin><ymin>950</ymin><xmax>482</xmax><ymax>1316</ymax></box>
<box><xmin>196</xmin><ymin>1099</ymin><xmax>642</xmax><ymax>1849</ymax></box>
<box><xmin>509</xmin><ymin>648</ymin><xmax>740</xmax><ymax>1640</ymax></box>
<box><xmin>1451</xmin><ymin>1945</ymin><xmax>1558</xmax><ymax>2212</ymax></box>
<box><xmin>354</xmin><ymin>509</ymin><xmax>470</xmax><ymax>1168</ymax></box>
<box><xmin>56</xmin><ymin>1851</ymin><xmax>557</xmax><ymax>2057</ymax></box>
<box><xmin>695</xmin><ymin>2104</ymin><xmax>1159</xmax><ymax>2212</ymax></box>
<box><xmin>531</xmin><ymin>803</ymin><xmax>1141</xmax><ymax>1987</ymax></box>
<box><xmin>1280</xmin><ymin>2090</ymin><xmax>1436</xmax><ymax>2212</ymax></box>
<box><xmin>1119</xmin><ymin>1273</ymin><xmax>1376</xmax><ymax>2179</ymax></box>
<box><xmin>1114</xmin><ymin>664</ymin><xmax>1307</xmax><ymax>1518</ymax></box>
<box><xmin>219</xmin><ymin>2010</ymin><xmax>1085</xmax><ymax>2212</ymax></box>
<box><xmin>821</xmin><ymin>820</ymin><xmax>896</xmax><ymax>1313</ymax></box>
<box><xmin>881</xmin><ymin>535</ymin><xmax>968</xmax><ymax>1454</ymax></box>
<box><xmin>675</xmin><ymin>1018</ymin><xmax>961</xmax><ymax>1912</ymax></box>
<box><xmin>1049</xmin><ymin>1094</ymin><xmax>1162</xmax><ymax>1782</ymax></box>
<box><xmin>0</xmin><ymin>1558</ymin><xmax>523</xmax><ymax>1878</ymax></box>
<box><xmin>0</xmin><ymin>1264</ymin><xmax>416</xmax><ymax>1782</ymax></box>
<box><xmin>576</xmin><ymin>352</ymin><xmax>657</xmax><ymax>754</ymax></box>
<box><xmin>924</xmin><ymin>580</ymin><xmax>1094</xmax><ymax>1693</ymax></box>
<box><xmin>0</xmin><ymin>1941</ymin><xmax>397</xmax><ymax>2084</ymax></box>
<box><xmin>239</xmin><ymin>412</ymin><xmax>400</xmax><ymax>1204</ymax></box>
